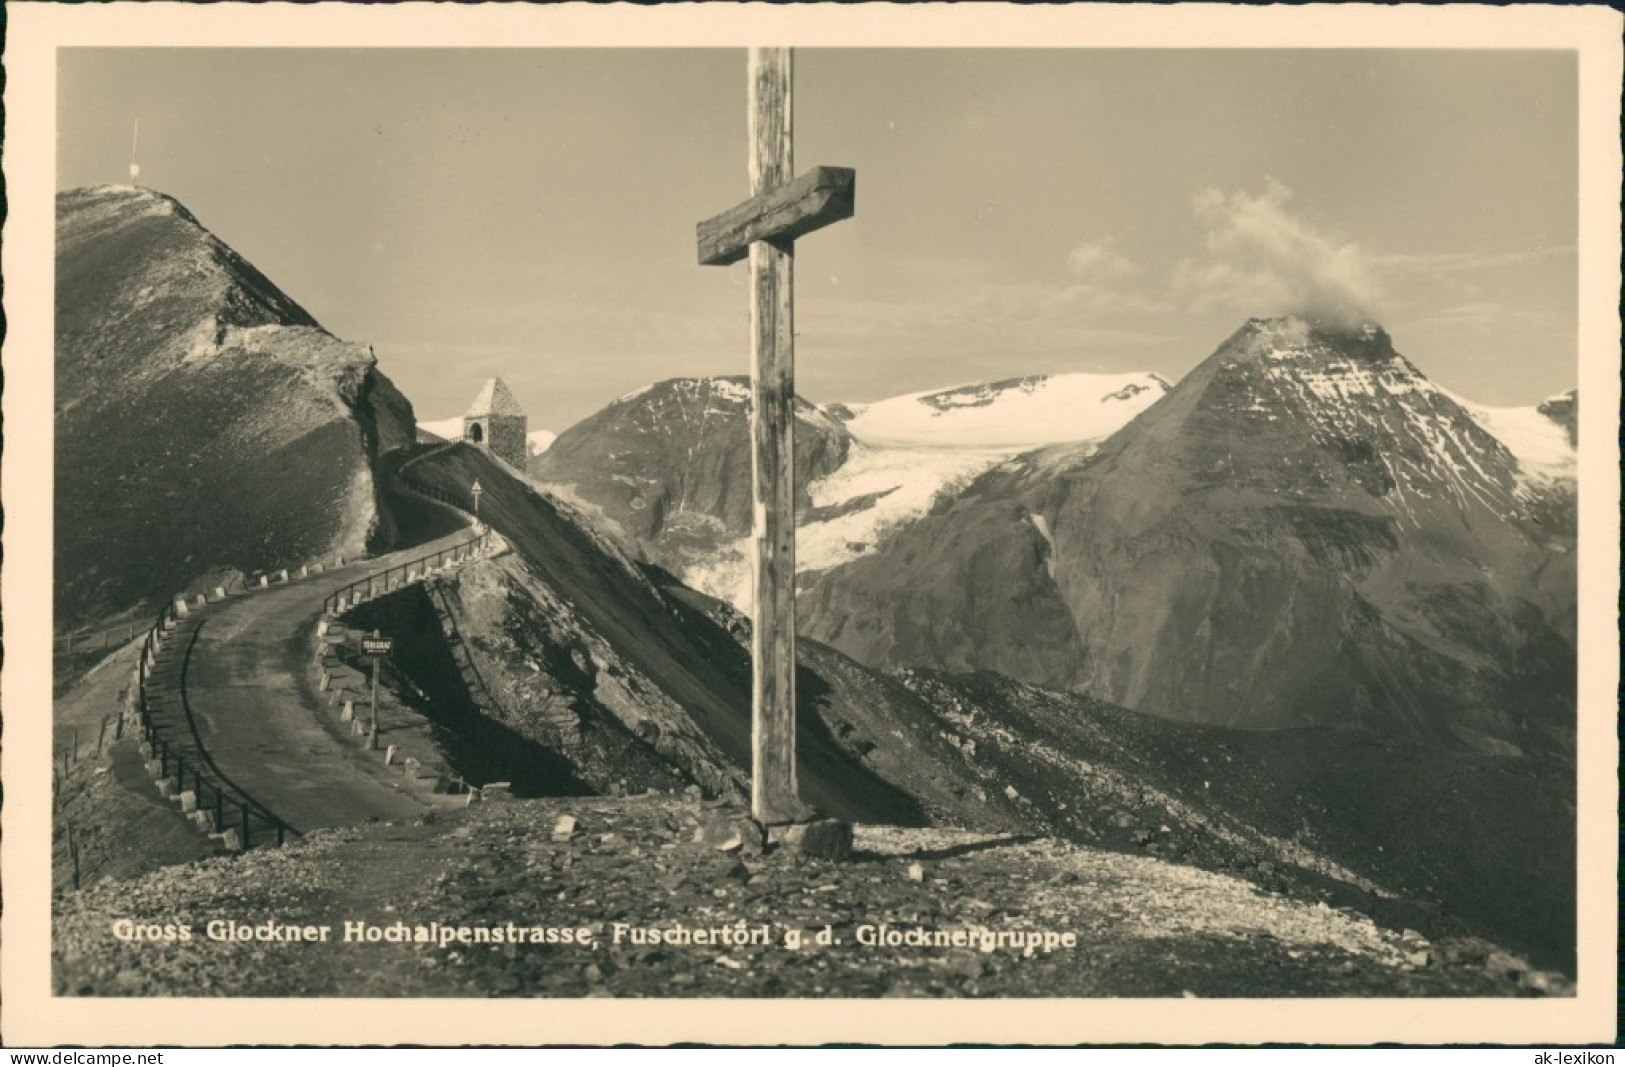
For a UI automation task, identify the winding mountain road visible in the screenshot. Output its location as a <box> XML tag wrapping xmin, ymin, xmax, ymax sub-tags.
<box><xmin>172</xmin><ymin>530</ymin><xmax>476</xmax><ymax>831</ymax></box>
<box><xmin>158</xmin><ymin>439</ymin><xmax>924</xmax><ymax>838</ymax></box>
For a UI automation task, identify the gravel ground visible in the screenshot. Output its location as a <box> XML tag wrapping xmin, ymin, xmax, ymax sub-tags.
<box><xmin>52</xmin><ymin>796</ymin><xmax>1566</xmax><ymax>999</ymax></box>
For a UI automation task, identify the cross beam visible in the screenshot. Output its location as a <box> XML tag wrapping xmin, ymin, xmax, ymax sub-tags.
<box><xmin>697</xmin><ymin>166</ymin><xmax>856</xmax><ymax>267</ymax></box>
<box><xmin>696</xmin><ymin>48</ymin><xmax>855</xmax><ymax>825</ymax></box>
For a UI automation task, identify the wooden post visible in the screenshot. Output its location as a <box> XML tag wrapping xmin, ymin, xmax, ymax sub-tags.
<box><xmin>67</xmin><ymin>820</ymin><xmax>80</xmax><ymax>891</ymax></box>
<box><xmin>697</xmin><ymin>48</ymin><xmax>855</xmax><ymax>826</ymax></box>
<box><xmin>746</xmin><ymin>47</ymin><xmax>802</xmax><ymax>825</ymax></box>
<box><xmin>369</xmin><ymin>648</ymin><xmax>381</xmax><ymax>751</ymax></box>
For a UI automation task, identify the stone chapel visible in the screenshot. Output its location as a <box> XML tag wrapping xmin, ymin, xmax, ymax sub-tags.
<box><xmin>462</xmin><ymin>377</ymin><xmax>528</xmax><ymax>469</ymax></box>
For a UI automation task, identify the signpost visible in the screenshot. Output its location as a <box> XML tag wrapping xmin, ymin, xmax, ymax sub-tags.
<box><xmin>361</xmin><ymin>632</ymin><xmax>393</xmax><ymax>750</ymax></box>
<box><xmin>471</xmin><ymin>479</ymin><xmax>482</xmax><ymax>519</ymax></box>
<box><xmin>696</xmin><ymin>48</ymin><xmax>856</xmax><ymax>825</ymax></box>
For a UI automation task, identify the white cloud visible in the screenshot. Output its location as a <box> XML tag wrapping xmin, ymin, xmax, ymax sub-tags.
<box><xmin>1067</xmin><ymin>236</ymin><xmax>1137</xmax><ymax>281</ymax></box>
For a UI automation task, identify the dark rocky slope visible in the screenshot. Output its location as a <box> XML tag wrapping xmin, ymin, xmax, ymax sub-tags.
<box><xmin>343</xmin><ymin>446</ymin><xmax>1575</xmax><ymax>972</ymax></box>
<box><xmin>55</xmin><ymin>185</ymin><xmax>415</xmax><ymax>632</ymax></box>
<box><xmin>803</xmin><ymin>318</ymin><xmax>1575</xmax><ymax>759</ymax></box>
<box><xmin>404</xmin><ymin>443</ymin><xmax>927</xmax><ymax>826</ymax></box>
<box><xmin>528</xmin><ymin>376</ymin><xmax>851</xmax><ymax>570</ymax></box>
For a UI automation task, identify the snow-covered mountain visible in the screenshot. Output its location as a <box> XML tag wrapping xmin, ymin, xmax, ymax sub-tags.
<box><xmin>840</xmin><ymin>372</ymin><xmax>1169</xmax><ymax>449</ymax></box>
<box><xmin>527</xmin><ymin>371</ymin><xmax>1169</xmax><ymax>609</ymax></box>
<box><xmin>1451</xmin><ymin>392</ymin><xmax>1577</xmax><ymax>486</ymax></box>
<box><xmin>803</xmin><ymin>317</ymin><xmax>1576</xmax><ymax>759</ymax></box>
<box><xmin>690</xmin><ymin>372</ymin><xmax>1171</xmax><ymax>607</ymax></box>
<box><xmin>420</xmin><ymin>415</ymin><xmax>555</xmax><ymax>456</ymax></box>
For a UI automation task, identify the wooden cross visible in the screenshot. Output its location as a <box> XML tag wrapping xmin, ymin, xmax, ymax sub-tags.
<box><xmin>696</xmin><ymin>48</ymin><xmax>856</xmax><ymax>824</ymax></box>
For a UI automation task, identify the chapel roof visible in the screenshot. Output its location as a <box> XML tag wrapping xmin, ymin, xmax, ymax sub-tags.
<box><xmin>465</xmin><ymin>377</ymin><xmax>525</xmax><ymax>418</ymax></box>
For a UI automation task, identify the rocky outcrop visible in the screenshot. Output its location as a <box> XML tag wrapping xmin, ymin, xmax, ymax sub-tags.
<box><xmin>528</xmin><ymin>376</ymin><xmax>851</xmax><ymax>569</ymax></box>
<box><xmin>1537</xmin><ymin>389</ymin><xmax>1577</xmax><ymax>448</ymax></box>
<box><xmin>55</xmin><ymin>185</ymin><xmax>415</xmax><ymax>630</ymax></box>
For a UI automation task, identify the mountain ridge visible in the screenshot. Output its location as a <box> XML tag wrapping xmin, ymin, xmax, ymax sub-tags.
<box><xmin>803</xmin><ymin>316</ymin><xmax>1575</xmax><ymax>758</ymax></box>
<box><xmin>54</xmin><ymin>185</ymin><xmax>416</xmax><ymax>631</ymax></box>
<box><xmin>50</xmin><ymin>201</ymin><xmax>1582</xmax><ymax>992</ymax></box>
<box><xmin>530</xmin><ymin>370</ymin><xmax>1171</xmax><ymax>610</ymax></box>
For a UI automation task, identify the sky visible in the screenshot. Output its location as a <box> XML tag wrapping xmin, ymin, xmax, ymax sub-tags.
<box><xmin>58</xmin><ymin>48</ymin><xmax>1578</xmax><ymax>431</ymax></box>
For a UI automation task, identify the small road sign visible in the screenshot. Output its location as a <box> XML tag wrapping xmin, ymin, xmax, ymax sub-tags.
<box><xmin>362</xmin><ymin>637</ymin><xmax>394</xmax><ymax>657</ymax></box>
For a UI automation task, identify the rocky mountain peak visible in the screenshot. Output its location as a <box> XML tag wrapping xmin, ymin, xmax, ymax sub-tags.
<box><xmin>611</xmin><ymin>376</ymin><xmax>844</xmax><ymax>433</ymax></box>
<box><xmin>55</xmin><ymin>186</ymin><xmax>415</xmax><ymax>628</ymax></box>
<box><xmin>803</xmin><ymin>314</ymin><xmax>1575</xmax><ymax>760</ymax></box>
<box><xmin>531</xmin><ymin>375</ymin><xmax>852</xmax><ymax>552</ymax></box>
<box><xmin>1210</xmin><ymin>316</ymin><xmax>1412</xmax><ymax>388</ymax></box>
<box><xmin>58</xmin><ymin>185</ymin><xmax>322</xmax><ymax>343</ymax></box>
<box><xmin>1139</xmin><ymin>316</ymin><xmax>1525</xmax><ymax>524</ymax></box>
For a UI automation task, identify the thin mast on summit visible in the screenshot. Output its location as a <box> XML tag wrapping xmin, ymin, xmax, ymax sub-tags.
<box><xmin>129</xmin><ymin>119</ymin><xmax>140</xmax><ymax>185</ymax></box>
